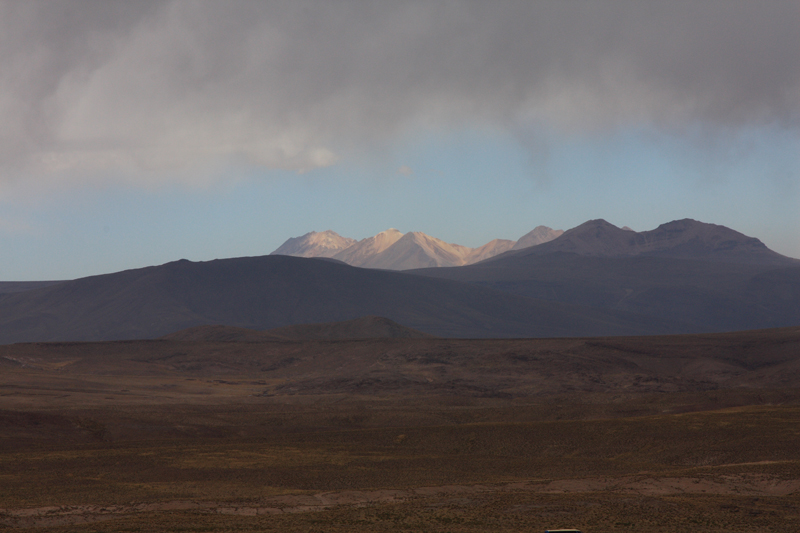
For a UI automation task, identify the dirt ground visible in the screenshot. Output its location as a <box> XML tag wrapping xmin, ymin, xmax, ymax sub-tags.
<box><xmin>3</xmin><ymin>471</ymin><xmax>800</xmax><ymax>529</ymax></box>
<box><xmin>2</xmin><ymin>330</ymin><xmax>800</xmax><ymax>531</ymax></box>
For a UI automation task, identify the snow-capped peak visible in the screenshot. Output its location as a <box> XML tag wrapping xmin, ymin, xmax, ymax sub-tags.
<box><xmin>331</xmin><ymin>228</ymin><xmax>405</xmax><ymax>266</ymax></box>
<box><xmin>270</xmin><ymin>225</ymin><xmax>565</xmax><ymax>270</ymax></box>
<box><xmin>270</xmin><ymin>230</ymin><xmax>356</xmax><ymax>258</ymax></box>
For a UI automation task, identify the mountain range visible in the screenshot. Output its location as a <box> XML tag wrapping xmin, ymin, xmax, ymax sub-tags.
<box><xmin>483</xmin><ymin>218</ymin><xmax>792</xmax><ymax>265</ymax></box>
<box><xmin>270</xmin><ymin>226</ymin><xmax>564</xmax><ymax>269</ymax></box>
<box><xmin>0</xmin><ymin>253</ymin><xmax>668</xmax><ymax>343</ymax></box>
<box><xmin>413</xmin><ymin>219</ymin><xmax>800</xmax><ymax>333</ymax></box>
<box><xmin>0</xmin><ymin>218</ymin><xmax>797</xmax><ymax>343</ymax></box>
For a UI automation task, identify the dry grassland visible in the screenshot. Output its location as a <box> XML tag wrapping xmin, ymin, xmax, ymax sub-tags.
<box><xmin>1</xmin><ymin>331</ymin><xmax>800</xmax><ymax>531</ymax></box>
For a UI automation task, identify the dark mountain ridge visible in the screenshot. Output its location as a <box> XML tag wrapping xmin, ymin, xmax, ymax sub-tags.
<box><xmin>1</xmin><ymin>219</ymin><xmax>796</xmax><ymax>344</ymax></box>
<box><xmin>0</xmin><ymin>255</ymin><xmax>676</xmax><ymax>344</ymax></box>
<box><xmin>483</xmin><ymin>218</ymin><xmax>796</xmax><ymax>266</ymax></box>
<box><xmin>413</xmin><ymin>219</ymin><xmax>800</xmax><ymax>334</ymax></box>
<box><xmin>0</xmin><ymin>281</ymin><xmax>64</xmax><ymax>295</ymax></box>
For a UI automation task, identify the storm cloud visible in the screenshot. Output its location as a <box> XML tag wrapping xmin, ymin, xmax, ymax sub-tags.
<box><xmin>1</xmin><ymin>1</ymin><xmax>798</xmax><ymax>182</ymax></box>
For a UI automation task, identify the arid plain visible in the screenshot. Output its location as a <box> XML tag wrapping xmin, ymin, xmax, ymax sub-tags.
<box><xmin>1</xmin><ymin>323</ymin><xmax>800</xmax><ymax>532</ymax></box>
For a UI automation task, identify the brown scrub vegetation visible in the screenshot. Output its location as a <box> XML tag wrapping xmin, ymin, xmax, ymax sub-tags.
<box><xmin>1</xmin><ymin>327</ymin><xmax>800</xmax><ymax>531</ymax></box>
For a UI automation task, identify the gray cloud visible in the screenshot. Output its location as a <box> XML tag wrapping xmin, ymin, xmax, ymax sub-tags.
<box><xmin>1</xmin><ymin>0</ymin><xmax>798</xmax><ymax>183</ymax></box>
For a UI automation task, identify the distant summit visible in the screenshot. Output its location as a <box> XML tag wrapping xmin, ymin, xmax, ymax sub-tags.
<box><xmin>270</xmin><ymin>230</ymin><xmax>355</xmax><ymax>258</ymax></box>
<box><xmin>271</xmin><ymin>226</ymin><xmax>562</xmax><ymax>270</ymax></box>
<box><xmin>360</xmin><ymin>232</ymin><xmax>471</xmax><ymax>269</ymax></box>
<box><xmin>511</xmin><ymin>218</ymin><xmax>795</xmax><ymax>265</ymax></box>
<box><xmin>635</xmin><ymin>219</ymin><xmax>784</xmax><ymax>263</ymax></box>
<box><xmin>332</xmin><ymin>228</ymin><xmax>404</xmax><ymax>266</ymax></box>
<box><xmin>512</xmin><ymin>226</ymin><xmax>564</xmax><ymax>250</ymax></box>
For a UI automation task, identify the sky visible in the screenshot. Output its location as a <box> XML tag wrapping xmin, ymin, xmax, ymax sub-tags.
<box><xmin>1</xmin><ymin>1</ymin><xmax>799</xmax><ymax>280</ymax></box>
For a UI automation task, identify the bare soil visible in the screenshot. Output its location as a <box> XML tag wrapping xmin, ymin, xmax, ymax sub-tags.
<box><xmin>1</xmin><ymin>328</ymin><xmax>800</xmax><ymax>531</ymax></box>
